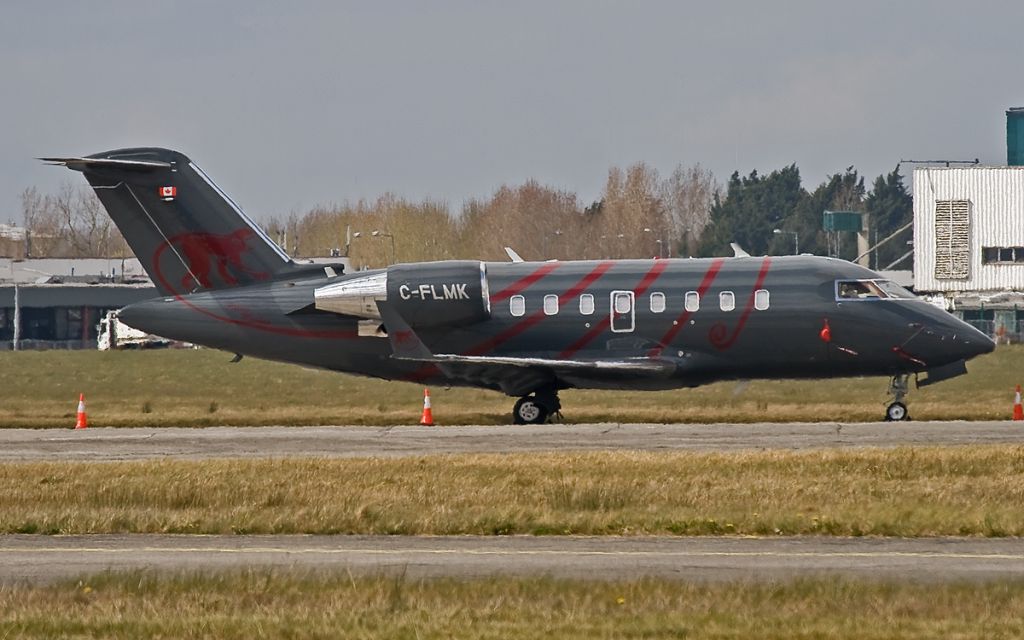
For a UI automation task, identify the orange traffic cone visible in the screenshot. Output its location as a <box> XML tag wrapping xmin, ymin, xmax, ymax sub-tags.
<box><xmin>75</xmin><ymin>393</ymin><xmax>88</xmax><ymax>429</ymax></box>
<box><xmin>420</xmin><ymin>388</ymin><xmax>434</xmax><ymax>426</ymax></box>
<box><xmin>1014</xmin><ymin>385</ymin><xmax>1023</xmax><ymax>421</ymax></box>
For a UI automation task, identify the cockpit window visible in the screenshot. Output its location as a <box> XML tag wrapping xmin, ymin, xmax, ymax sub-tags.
<box><xmin>836</xmin><ymin>279</ymin><xmax>915</xmax><ymax>300</ymax></box>
<box><xmin>873</xmin><ymin>280</ymin><xmax>915</xmax><ymax>299</ymax></box>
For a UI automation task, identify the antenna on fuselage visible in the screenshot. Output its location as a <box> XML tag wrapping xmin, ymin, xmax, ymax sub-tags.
<box><xmin>729</xmin><ymin>243</ymin><xmax>750</xmax><ymax>258</ymax></box>
<box><xmin>504</xmin><ymin>247</ymin><xmax>525</xmax><ymax>263</ymax></box>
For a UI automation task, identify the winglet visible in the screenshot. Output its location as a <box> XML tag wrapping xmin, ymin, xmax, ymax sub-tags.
<box><xmin>376</xmin><ymin>300</ymin><xmax>434</xmax><ymax>360</ymax></box>
<box><xmin>730</xmin><ymin>242</ymin><xmax>750</xmax><ymax>258</ymax></box>
<box><xmin>504</xmin><ymin>247</ymin><xmax>524</xmax><ymax>263</ymax></box>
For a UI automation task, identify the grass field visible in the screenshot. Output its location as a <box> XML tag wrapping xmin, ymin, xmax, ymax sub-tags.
<box><xmin>3</xmin><ymin>571</ymin><xmax>1023</xmax><ymax>639</ymax></box>
<box><xmin>1</xmin><ymin>346</ymin><xmax>1022</xmax><ymax>427</ymax></box>
<box><xmin>4</xmin><ymin>447</ymin><xmax>1024</xmax><ymax>536</ymax></box>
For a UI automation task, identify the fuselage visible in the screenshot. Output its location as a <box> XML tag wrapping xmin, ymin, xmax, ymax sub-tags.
<box><xmin>119</xmin><ymin>255</ymin><xmax>994</xmax><ymax>395</ymax></box>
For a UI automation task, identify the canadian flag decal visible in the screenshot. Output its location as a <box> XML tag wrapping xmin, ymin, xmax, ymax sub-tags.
<box><xmin>159</xmin><ymin>186</ymin><xmax>177</xmax><ymax>200</ymax></box>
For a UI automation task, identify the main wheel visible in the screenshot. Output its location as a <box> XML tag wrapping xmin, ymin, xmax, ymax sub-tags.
<box><xmin>513</xmin><ymin>396</ymin><xmax>549</xmax><ymax>425</ymax></box>
<box><xmin>885</xmin><ymin>401</ymin><xmax>909</xmax><ymax>422</ymax></box>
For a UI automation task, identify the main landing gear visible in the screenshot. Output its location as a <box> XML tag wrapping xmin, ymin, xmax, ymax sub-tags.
<box><xmin>512</xmin><ymin>389</ymin><xmax>562</xmax><ymax>425</ymax></box>
<box><xmin>885</xmin><ymin>374</ymin><xmax>911</xmax><ymax>421</ymax></box>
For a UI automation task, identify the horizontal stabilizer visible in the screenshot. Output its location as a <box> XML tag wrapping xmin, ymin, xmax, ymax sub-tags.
<box><xmin>38</xmin><ymin>156</ymin><xmax>172</xmax><ymax>171</ymax></box>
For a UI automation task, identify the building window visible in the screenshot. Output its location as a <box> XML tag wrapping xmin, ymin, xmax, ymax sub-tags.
<box><xmin>754</xmin><ymin>289</ymin><xmax>770</xmax><ymax>311</ymax></box>
<box><xmin>650</xmin><ymin>292</ymin><xmax>666</xmax><ymax>313</ymax></box>
<box><xmin>982</xmin><ymin>246</ymin><xmax>1024</xmax><ymax>264</ymax></box>
<box><xmin>720</xmin><ymin>291</ymin><xmax>735</xmax><ymax>312</ymax></box>
<box><xmin>684</xmin><ymin>291</ymin><xmax>699</xmax><ymax>313</ymax></box>
<box><xmin>510</xmin><ymin>295</ymin><xmax>525</xmax><ymax>317</ymax></box>
<box><xmin>934</xmin><ymin>199</ymin><xmax>971</xmax><ymax>279</ymax></box>
<box><xmin>579</xmin><ymin>293</ymin><xmax>594</xmax><ymax>315</ymax></box>
<box><xmin>543</xmin><ymin>294</ymin><xmax>559</xmax><ymax>316</ymax></box>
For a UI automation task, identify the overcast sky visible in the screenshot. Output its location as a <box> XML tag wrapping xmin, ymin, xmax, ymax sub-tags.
<box><xmin>2</xmin><ymin>1</ymin><xmax>1022</xmax><ymax>223</ymax></box>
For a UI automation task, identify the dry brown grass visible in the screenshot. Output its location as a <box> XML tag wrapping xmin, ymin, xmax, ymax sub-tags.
<box><xmin>3</xmin><ymin>447</ymin><xmax>1024</xmax><ymax>536</ymax></box>
<box><xmin>1</xmin><ymin>345</ymin><xmax>1023</xmax><ymax>427</ymax></box>
<box><xmin>2</xmin><ymin>571</ymin><xmax>1024</xmax><ymax>639</ymax></box>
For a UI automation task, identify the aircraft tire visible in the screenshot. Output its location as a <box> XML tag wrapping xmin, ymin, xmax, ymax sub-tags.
<box><xmin>513</xmin><ymin>396</ymin><xmax>549</xmax><ymax>425</ymax></box>
<box><xmin>885</xmin><ymin>401</ymin><xmax>909</xmax><ymax>422</ymax></box>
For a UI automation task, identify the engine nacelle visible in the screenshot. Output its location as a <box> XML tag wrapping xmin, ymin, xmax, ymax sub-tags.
<box><xmin>314</xmin><ymin>261</ymin><xmax>490</xmax><ymax>329</ymax></box>
<box><xmin>387</xmin><ymin>261</ymin><xmax>490</xmax><ymax>328</ymax></box>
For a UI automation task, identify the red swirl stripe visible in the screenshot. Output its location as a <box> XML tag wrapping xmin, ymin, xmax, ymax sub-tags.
<box><xmin>489</xmin><ymin>262</ymin><xmax>560</xmax><ymax>303</ymax></box>
<box><xmin>466</xmin><ymin>260</ymin><xmax>614</xmax><ymax>356</ymax></box>
<box><xmin>708</xmin><ymin>256</ymin><xmax>771</xmax><ymax>350</ymax></box>
<box><xmin>558</xmin><ymin>259</ymin><xmax>670</xmax><ymax>359</ymax></box>
<box><xmin>648</xmin><ymin>258</ymin><xmax>725</xmax><ymax>357</ymax></box>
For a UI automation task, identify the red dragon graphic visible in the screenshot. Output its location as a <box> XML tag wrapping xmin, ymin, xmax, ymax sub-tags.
<box><xmin>153</xmin><ymin>228</ymin><xmax>271</xmax><ymax>293</ymax></box>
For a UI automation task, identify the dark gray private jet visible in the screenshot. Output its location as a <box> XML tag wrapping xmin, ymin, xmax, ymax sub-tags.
<box><xmin>43</xmin><ymin>148</ymin><xmax>994</xmax><ymax>423</ymax></box>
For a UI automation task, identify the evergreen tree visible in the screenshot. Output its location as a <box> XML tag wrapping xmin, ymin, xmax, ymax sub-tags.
<box><xmin>698</xmin><ymin>165</ymin><xmax>802</xmax><ymax>257</ymax></box>
<box><xmin>783</xmin><ymin>168</ymin><xmax>864</xmax><ymax>259</ymax></box>
<box><xmin>865</xmin><ymin>169</ymin><xmax>913</xmax><ymax>269</ymax></box>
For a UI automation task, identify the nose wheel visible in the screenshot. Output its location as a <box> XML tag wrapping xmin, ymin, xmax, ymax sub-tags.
<box><xmin>512</xmin><ymin>390</ymin><xmax>562</xmax><ymax>425</ymax></box>
<box><xmin>885</xmin><ymin>374</ymin><xmax>911</xmax><ymax>421</ymax></box>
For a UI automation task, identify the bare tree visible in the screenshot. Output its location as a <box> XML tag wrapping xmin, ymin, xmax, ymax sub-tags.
<box><xmin>661</xmin><ymin>164</ymin><xmax>717</xmax><ymax>256</ymax></box>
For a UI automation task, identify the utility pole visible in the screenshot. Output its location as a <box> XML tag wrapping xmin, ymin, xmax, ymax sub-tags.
<box><xmin>12</xmin><ymin>284</ymin><xmax>20</xmax><ymax>351</ymax></box>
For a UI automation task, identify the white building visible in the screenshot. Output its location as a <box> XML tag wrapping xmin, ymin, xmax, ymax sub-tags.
<box><xmin>913</xmin><ymin>166</ymin><xmax>1024</xmax><ymax>338</ymax></box>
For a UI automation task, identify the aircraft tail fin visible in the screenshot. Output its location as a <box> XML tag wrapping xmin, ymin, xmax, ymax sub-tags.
<box><xmin>41</xmin><ymin>148</ymin><xmax>297</xmax><ymax>296</ymax></box>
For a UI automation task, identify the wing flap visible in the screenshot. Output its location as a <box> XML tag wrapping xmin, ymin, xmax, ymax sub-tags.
<box><xmin>377</xmin><ymin>299</ymin><xmax>672</xmax><ymax>376</ymax></box>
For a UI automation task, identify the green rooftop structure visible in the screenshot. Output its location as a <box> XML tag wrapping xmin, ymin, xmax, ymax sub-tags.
<box><xmin>1008</xmin><ymin>108</ymin><xmax>1024</xmax><ymax>166</ymax></box>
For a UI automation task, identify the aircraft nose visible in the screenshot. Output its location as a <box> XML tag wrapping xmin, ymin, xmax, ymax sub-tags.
<box><xmin>920</xmin><ymin>315</ymin><xmax>995</xmax><ymax>363</ymax></box>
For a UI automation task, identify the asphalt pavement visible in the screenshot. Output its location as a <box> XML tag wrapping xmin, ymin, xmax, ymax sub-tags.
<box><xmin>1</xmin><ymin>421</ymin><xmax>1022</xmax><ymax>461</ymax></box>
<box><xmin>2</xmin><ymin>534</ymin><xmax>1023</xmax><ymax>584</ymax></box>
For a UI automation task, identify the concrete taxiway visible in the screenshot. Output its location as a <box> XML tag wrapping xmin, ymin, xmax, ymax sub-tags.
<box><xmin>2</xmin><ymin>535</ymin><xmax>1023</xmax><ymax>584</ymax></box>
<box><xmin>1</xmin><ymin>421</ymin><xmax>1022</xmax><ymax>461</ymax></box>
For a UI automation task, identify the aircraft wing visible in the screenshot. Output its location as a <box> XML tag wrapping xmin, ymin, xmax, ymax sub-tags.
<box><xmin>376</xmin><ymin>301</ymin><xmax>675</xmax><ymax>389</ymax></box>
<box><xmin>412</xmin><ymin>353</ymin><xmax>670</xmax><ymax>372</ymax></box>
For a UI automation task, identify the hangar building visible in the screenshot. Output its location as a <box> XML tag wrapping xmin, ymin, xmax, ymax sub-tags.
<box><xmin>0</xmin><ymin>258</ymin><xmax>155</xmax><ymax>350</ymax></box>
<box><xmin>912</xmin><ymin>108</ymin><xmax>1024</xmax><ymax>340</ymax></box>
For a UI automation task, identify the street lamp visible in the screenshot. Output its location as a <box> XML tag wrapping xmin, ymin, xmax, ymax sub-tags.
<box><xmin>371</xmin><ymin>230</ymin><xmax>397</xmax><ymax>264</ymax></box>
<box><xmin>773</xmin><ymin>228</ymin><xmax>799</xmax><ymax>255</ymax></box>
<box><xmin>644</xmin><ymin>227</ymin><xmax>668</xmax><ymax>258</ymax></box>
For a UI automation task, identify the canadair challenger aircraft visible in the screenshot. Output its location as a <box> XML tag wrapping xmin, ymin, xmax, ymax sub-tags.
<box><xmin>43</xmin><ymin>148</ymin><xmax>994</xmax><ymax>423</ymax></box>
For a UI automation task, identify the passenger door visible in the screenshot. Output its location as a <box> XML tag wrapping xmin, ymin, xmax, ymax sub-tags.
<box><xmin>610</xmin><ymin>290</ymin><xmax>635</xmax><ymax>333</ymax></box>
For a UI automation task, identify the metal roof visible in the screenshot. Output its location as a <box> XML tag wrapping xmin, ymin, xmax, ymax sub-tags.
<box><xmin>0</xmin><ymin>283</ymin><xmax>157</xmax><ymax>307</ymax></box>
<box><xmin>0</xmin><ymin>257</ymin><xmax>150</xmax><ymax>285</ymax></box>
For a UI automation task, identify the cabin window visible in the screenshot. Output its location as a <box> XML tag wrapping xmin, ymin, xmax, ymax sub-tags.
<box><xmin>650</xmin><ymin>292</ymin><xmax>666</xmax><ymax>313</ymax></box>
<box><xmin>614</xmin><ymin>293</ymin><xmax>632</xmax><ymax>315</ymax></box>
<box><xmin>684</xmin><ymin>291</ymin><xmax>699</xmax><ymax>313</ymax></box>
<box><xmin>510</xmin><ymin>295</ymin><xmax>525</xmax><ymax>317</ymax></box>
<box><xmin>579</xmin><ymin>293</ymin><xmax>594</xmax><ymax>315</ymax></box>
<box><xmin>719</xmin><ymin>291</ymin><xmax>735</xmax><ymax>312</ymax></box>
<box><xmin>543</xmin><ymin>294</ymin><xmax>559</xmax><ymax>316</ymax></box>
<box><xmin>754</xmin><ymin>289</ymin><xmax>770</xmax><ymax>311</ymax></box>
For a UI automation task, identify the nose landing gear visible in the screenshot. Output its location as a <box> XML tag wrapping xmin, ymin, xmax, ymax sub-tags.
<box><xmin>885</xmin><ymin>374</ymin><xmax>911</xmax><ymax>421</ymax></box>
